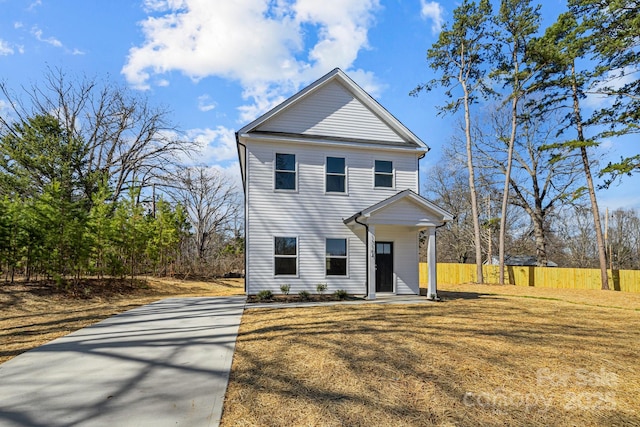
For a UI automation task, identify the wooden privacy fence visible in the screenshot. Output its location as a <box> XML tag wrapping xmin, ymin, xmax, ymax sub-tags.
<box><xmin>419</xmin><ymin>262</ymin><xmax>640</xmax><ymax>293</ymax></box>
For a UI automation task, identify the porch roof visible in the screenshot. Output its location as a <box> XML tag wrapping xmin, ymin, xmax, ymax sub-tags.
<box><xmin>343</xmin><ymin>189</ymin><xmax>453</xmax><ymax>228</ymax></box>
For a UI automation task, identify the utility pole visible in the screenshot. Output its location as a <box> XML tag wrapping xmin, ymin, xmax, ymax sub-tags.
<box><xmin>487</xmin><ymin>195</ymin><xmax>492</xmax><ymax>265</ymax></box>
<box><xmin>152</xmin><ymin>183</ymin><xmax>156</xmax><ymax>218</ymax></box>
<box><xmin>605</xmin><ymin>208</ymin><xmax>613</xmax><ymax>271</ymax></box>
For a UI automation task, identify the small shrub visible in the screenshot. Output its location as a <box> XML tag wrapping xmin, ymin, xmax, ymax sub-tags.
<box><xmin>298</xmin><ymin>290</ymin><xmax>310</xmax><ymax>300</ymax></box>
<box><xmin>316</xmin><ymin>283</ymin><xmax>328</xmax><ymax>295</ymax></box>
<box><xmin>280</xmin><ymin>284</ymin><xmax>290</xmax><ymax>295</ymax></box>
<box><xmin>256</xmin><ymin>290</ymin><xmax>273</xmax><ymax>301</ymax></box>
<box><xmin>334</xmin><ymin>289</ymin><xmax>348</xmax><ymax>300</ymax></box>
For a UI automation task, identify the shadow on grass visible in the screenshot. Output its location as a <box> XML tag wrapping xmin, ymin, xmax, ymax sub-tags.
<box><xmin>224</xmin><ymin>300</ymin><xmax>640</xmax><ymax>426</ymax></box>
<box><xmin>437</xmin><ymin>290</ymin><xmax>503</xmax><ymax>300</ymax></box>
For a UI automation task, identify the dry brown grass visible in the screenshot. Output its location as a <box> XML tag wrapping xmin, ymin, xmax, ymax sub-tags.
<box><xmin>222</xmin><ymin>284</ymin><xmax>640</xmax><ymax>427</ymax></box>
<box><xmin>0</xmin><ymin>276</ymin><xmax>244</xmax><ymax>364</ymax></box>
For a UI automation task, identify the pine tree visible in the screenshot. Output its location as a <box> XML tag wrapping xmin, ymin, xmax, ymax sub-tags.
<box><xmin>492</xmin><ymin>0</ymin><xmax>541</xmax><ymax>282</ymax></box>
<box><xmin>568</xmin><ymin>0</ymin><xmax>640</xmax><ymax>183</ymax></box>
<box><xmin>413</xmin><ymin>0</ymin><xmax>496</xmax><ymax>283</ymax></box>
<box><xmin>530</xmin><ymin>12</ymin><xmax>610</xmax><ymax>289</ymax></box>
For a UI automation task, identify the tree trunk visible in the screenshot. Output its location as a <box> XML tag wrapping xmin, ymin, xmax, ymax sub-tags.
<box><xmin>462</xmin><ymin>80</ymin><xmax>484</xmax><ymax>283</ymax></box>
<box><xmin>532</xmin><ymin>210</ymin><xmax>547</xmax><ymax>267</ymax></box>
<box><xmin>499</xmin><ymin>42</ymin><xmax>520</xmax><ymax>285</ymax></box>
<box><xmin>571</xmin><ymin>62</ymin><xmax>609</xmax><ymax>290</ymax></box>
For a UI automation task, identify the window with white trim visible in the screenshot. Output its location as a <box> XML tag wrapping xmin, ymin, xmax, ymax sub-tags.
<box><xmin>326</xmin><ymin>238</ymin><xmax>347</xmax><ymax>276</ymax></box>
<box><xmin>374</xmin><ymin>160</ymin><xmax>393</xmax><ymax>188</ymax></box>
<box><xmin>326</xmin><ymin>157</ymin><xmax>346</xmax><ymax>193</ymax></box>
<box><xmin>275</xmin><ymin>153</ymin><xmax>296</xmax><ymax>190</ymax></box>
<box><xmin>274</xmin><ymin>237</ymin><xmax>297</xmax><ymax>275</ymax></box>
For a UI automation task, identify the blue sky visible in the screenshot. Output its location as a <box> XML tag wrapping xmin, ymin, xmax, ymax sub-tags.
<box><xmin>1</xmin><ymin>0</ymin><xmax>638</xmax><ymax>209</ymax></box>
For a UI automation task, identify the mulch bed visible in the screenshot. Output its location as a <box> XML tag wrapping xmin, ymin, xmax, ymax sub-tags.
<box><xmin>246</xmin><ymin>294</ymin><xmax>364</xmax><ymax>304</ymax></box>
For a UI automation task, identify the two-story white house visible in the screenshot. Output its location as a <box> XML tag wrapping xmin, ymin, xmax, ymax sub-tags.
<box><xmin>236</xmin><ymin>68</ymin><xmax>452</xmax><ymax>299</ymax></box>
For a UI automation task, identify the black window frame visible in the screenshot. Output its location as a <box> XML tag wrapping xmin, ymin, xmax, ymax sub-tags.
<box><xmin>325</xmin><ymin>156</ymin><xmax>346</xmax><ymax>193</ymax></box>
<box><xmin>274</xmin><ymin>236</ymin><xmax>297</xmax><ymax>276</ymax></box>
<box><xmin>374</xmin><ymin>160</ymin><xmax>393</xmax><ymax>188</ymax></box>
<box><xmin>275</xmin><ymin>153</ymin><xmax>296</xmax><ymax>191</ymax></box>
<box><xmin>326</xmin><ymin>238</ymin><xmax>348</xmax><ymax>276</ymax></box>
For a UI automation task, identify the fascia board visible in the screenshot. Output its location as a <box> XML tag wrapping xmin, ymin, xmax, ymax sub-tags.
<box><xmin>238</xmin><ymin>132</ymin><xmax>428</xmax><ymax>154</ymax></box>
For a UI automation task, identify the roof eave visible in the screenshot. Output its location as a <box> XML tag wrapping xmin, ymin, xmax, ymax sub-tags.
<box><xmin>239</xmin><ymin>131</ymin><xmax>428</xmax><ymax>154</ymax></box>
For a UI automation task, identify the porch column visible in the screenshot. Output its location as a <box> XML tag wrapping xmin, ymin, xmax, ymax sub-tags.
<box><xmin>426</xmin><ymin>227</ymin><xmax>438</xmax><ymax>300</ymax></box>
<box><xmin>367</xmin><ymin>225</ymin><xmax>376</xmax><ymax>300</ymax></box>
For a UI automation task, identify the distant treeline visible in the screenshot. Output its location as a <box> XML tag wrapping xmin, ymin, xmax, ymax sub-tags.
<box><xmin>0</xmin><ymin>70</ymin><xmax>243</xmax><ymax>285</ymax></box>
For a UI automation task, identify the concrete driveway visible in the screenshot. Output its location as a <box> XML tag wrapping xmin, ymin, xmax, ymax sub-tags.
<box><xmin>0</xmin><ymin>296</ymin><xmax>246</xmax><ymax>427</ymax></box>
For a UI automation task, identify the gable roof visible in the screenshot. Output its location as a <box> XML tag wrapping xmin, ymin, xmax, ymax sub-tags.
<box><xmin>344</xmin><ymin>189</ymin><xmax>454</xmax><ymax>226</ymax></box>
<box><xmin>237</xmin><ymin>68</ymin><xmax>429</xmax><ymax>150</ymax></box>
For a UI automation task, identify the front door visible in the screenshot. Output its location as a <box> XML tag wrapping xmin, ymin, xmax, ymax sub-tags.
<box><xmin>375</xmin><ymin>242</ymin><xmax>394</xmax><ymax>292</ymax></box>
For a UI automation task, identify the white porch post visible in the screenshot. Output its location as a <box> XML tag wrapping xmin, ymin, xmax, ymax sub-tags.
<box><xmin>368</xmin><ymin>225</ymin><xmax>376</xmax><ymax>300</ymax></box>
<box><xmin>426</xmin><ymin>227</ymin><xmax>438</xmax><ymax>300</ymax></box>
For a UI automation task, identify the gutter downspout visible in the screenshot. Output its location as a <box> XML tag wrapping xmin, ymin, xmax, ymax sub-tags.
<box><xmin>235</xmin><ymin>133</ymin><xmax>248</xmax><ymax>294</ymax></box>
<box><xmin>353</xmin><ymin>213</ymin><xmax>369</xmax><ymax>298</ymax></box>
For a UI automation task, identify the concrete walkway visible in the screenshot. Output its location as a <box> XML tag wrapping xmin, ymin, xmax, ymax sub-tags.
<box><xmin>0</xmin><ymin>296</ymin><xmax>246</xmax><ymax>427</ymax></box>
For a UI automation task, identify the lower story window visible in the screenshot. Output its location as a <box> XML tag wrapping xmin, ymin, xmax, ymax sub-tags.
<box><xmin>275</xmin><ymin>236</ymin><xmax>297</xmax><ymax>275</ymax></box>
<box><xmin>326</xmin><ymin>238</ymin><xmax>347</xmax><ymax>276</ymax></box>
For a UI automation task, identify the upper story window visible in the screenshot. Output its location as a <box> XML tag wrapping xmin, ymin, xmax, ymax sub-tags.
<box><xmin>274</xmin><ymin>236</ymin><xmax>297</xmax><ymax>275</ymax></box>
<box><xmin>326</xmin><ymin>238</ymin><xmax>347</xmax><ymax>276</ymax></box>
<box><xmin>326</xmin><ymin>157</ymin><xmax>346</xmax><ymax>193</ymax></box>
<box><xmin>374</xmin><ymin>160</ymin><xmax>393</xmax><ymax>188</ymax></box>
<box><xmin>275</xmin><ymin>153</ymin><xmax>296</xmax><ymax>190</ymax></box>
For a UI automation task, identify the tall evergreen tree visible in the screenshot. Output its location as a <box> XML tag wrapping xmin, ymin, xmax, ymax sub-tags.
<box><xmin>568</xmin><ymin>0</ymin><xmax>640</xmax><ymax>182</ymax></box>
<box><xmin>492</xmin><ymin>0</ymin><xmax>541</xmax><ymax>283</ymax></box>
<box><xmin>413</xmin><ymin>0</ymin><xmax>496</xmax><ymax>283</ymax></box>
<box><xmin>531</xmin><ymin>12</ymin><xmax>610</xmax><ymax>289</ymax></box>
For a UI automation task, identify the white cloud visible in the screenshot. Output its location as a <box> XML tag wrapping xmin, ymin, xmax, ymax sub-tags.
<box><xmin>584</xmin><ymin>67</ymin><xmax>639</xmax><ymax>109</ymax></box>
<box><xmin>420</xmin><ymin>0</ymin><xmax>445</xmax><ymax>35</ymax></box>
<box><xmin>598</xmin><ymin>138</ymin><xmax>615</xmax><ymax>152</ymax></box>
<box><xmin>122</xmin><ymin>0</ymin><xmax>381</xmax><ymax>121</ymax></box>
<box><xmin>197</xmin><ymin>94</ymin><xmax>217</xmax><ymax>112</ymax></box>
<box><xmin>346</xmin><ymin>68</ymin><xmax>385</xmax><ymax>99</ymax></box>
<box><xmin>27</xmin><ymin>0</ymin><xmax>42</xmax><ymax>11</ymax></box>
<box><xmin>185</xmin><ymin>125</ymin><xmax>238</xmax><ymax>165</ymax></box>
<box><xmin>0</xmin><ymin>39</ymin><xmax>14</xmax><ymax>55</ymax></box>
<box><xmin>0</xmin><ymin>100</ymin><xmax>14</xmax><ymax>120</ymax></box>
<box><xmin>31</xmin><ymin>26</ymin><xmax>62</xmax><ymax>47</ymax></box>
<box><xmin>207</xmin><ymin>161</ymin><xmax>243</xmax><ymax>194</ymax></box>
<box><xmin>14</xmin><ymin>22</ymin><xmax>23</xmax><ymax>29</ymax></box>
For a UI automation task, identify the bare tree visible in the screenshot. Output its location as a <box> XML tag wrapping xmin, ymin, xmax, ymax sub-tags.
<box><xmin>423</xmin><ymin>163</ymin><xmax>476</xmax><ymax>263</ymax></box>
<box><xmin>163</xmin><ymin>166</ymin><xmax>240</xmax><ymax>273</ymax></box>
<box><xmin>556</xmin><ymin>206</ymin><xmax>599</xmax><ymax>268</ymax></box>
<box><xmin>606</xmin><ymin>208</ymin><xmax>640</xmax><ymax>270</ymax></box>
<box><xmin>0</xmin><ymin>67</ymin><xmax>194</xmax><ymax>201</ymax></box>
<box><xmin>475</xmin><ymin>104</ymin><xmax>583</xmax><ymax>266</ymax></box>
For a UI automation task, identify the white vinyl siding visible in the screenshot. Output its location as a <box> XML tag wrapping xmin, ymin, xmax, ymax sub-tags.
<box><xmin>245</xmin><ymin>141</ymin><xmax>419</xmax><ymax>294</ymax></box>
<box><xmin>256</xmin><ymin>81</ymin><xmax>406</xmax><ymax>144</ymax></box>
<box><xmin>370</xmin><ymin>198</ymin><xmax>443</xmax><ymax>226</ymax></box>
